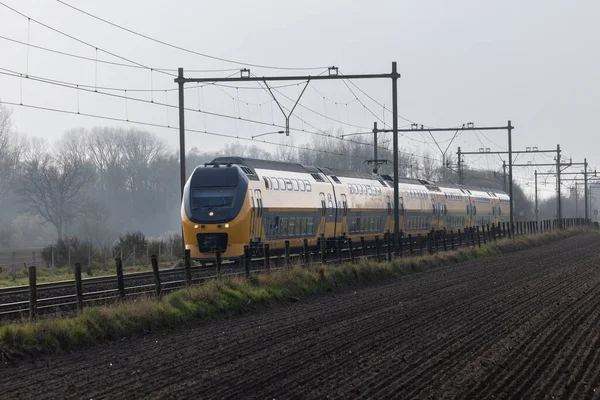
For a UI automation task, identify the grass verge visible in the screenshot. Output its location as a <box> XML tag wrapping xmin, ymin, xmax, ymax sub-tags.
<box><xmin>0</xmin><ymin>228</ymin><xmax>593</xmax><ymax>358</ymax></box>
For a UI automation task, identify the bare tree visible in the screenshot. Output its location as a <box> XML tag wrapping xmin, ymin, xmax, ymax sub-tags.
<box><xmin>0</xmin><ymin>104</ymin><xmax>24</xmax><ymax>196</ymax></box>
<box><xmin>17</xmin><ymin>138</ymin><xmax>94</xmax><ymax>238</ymax></box>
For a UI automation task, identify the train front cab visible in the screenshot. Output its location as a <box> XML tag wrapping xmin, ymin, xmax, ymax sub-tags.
<box><xmin>182</xmin><ymin>164</ymin><xmax>252</xmax><ymax>261</ymax></box>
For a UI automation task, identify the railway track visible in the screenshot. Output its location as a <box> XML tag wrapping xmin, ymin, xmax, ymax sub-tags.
<box><xmin>0</xmin><ymin>225</ymin><xmax>564</xmax><ymax>320</ymax></box>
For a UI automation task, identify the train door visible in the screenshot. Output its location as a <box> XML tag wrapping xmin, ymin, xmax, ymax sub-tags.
<box><xmin>433</xmin><ymin>193</ymin><xmax>442</xmax><ymax>231</ymax></box>
<box><xmin>439</xmin><ymin>194</ymin><xmax>447</xmax><ymax>231</ymax></box>
<box><xmin>340</xmin><ymin>194</ymin><xmax>348</xmax><ymax>236</ymax></box>
<box><xmin>326</xmin><ymin>193</ymin><xmax>336</xmax><ymax>238</ymax></box>
<box><xmin>319</xmin><ymin>192</ymin><xmax>326</xmax><ymax>237</ymax></box>
<box><xmin>465</xmin><ymin>197</ymin><xmax>473</xmax><ymax>228</ymax></box>
<box><xmin>430</xmin><ymin>194</ymin><xmax>437</xmax><ymax>231</ymax></box>
<box><xmin>467</xmin><ymin>198</ymin><xmax>476</xmax><ymax>227</ymax></box>
<box><xmin>249</xmin><ymin>192</ymin><xmax>256</xmax><ymax>238</ymax></box>
<box><xmin>254</xmin><ymin>189</ymin><xmax>264</xmax><ymax>241</ymax></box>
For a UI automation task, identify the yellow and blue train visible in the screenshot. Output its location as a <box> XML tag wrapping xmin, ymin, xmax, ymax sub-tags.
<box><xmin>182</xmin><ymin>157</ymin><xmax>510</xmax><ymax>260</ymax></box>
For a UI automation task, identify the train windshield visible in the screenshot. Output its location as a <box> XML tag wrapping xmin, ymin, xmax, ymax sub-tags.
<box><xmin>191</xmin><ymin>187</ymin><xmax>236</xmax><ymax>208</ymax></box>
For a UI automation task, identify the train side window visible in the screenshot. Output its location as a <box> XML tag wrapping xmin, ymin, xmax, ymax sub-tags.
<box><xmin>277</xmin><ymin>178</ymin><xmax>285</xmax><ymax>191</ymax></box>
<box><xmin>298</xmin><ymin>180</ymin><xmax>305</xmax><ymax>191</ymax></box>
<box><xmin>294</xmin><ymin>218</ymin><xmax>301</xmax><ymax>235</ymax></box>
<box><xmin>280</xmin><ymin>218</ymin><xmax>288</xmax><ymax>236</ymax></box>
<box><xmin>292</xmin><ymin>179</ymin><xmax>299</xmax><ymax>191</ymax></box>
<box><xmin>271</xmin><ymin>177</ymin><xmax>279</xmax><ymax>190</ymax></box>
<box><xmin>307</xmin><ymin>218</ymin><xmax>314</xmax><ymax>234</ymax></box>
<box><xmin>304</xmin><ymin>180</ymin><xmax>312</xmax><ymax>192</ymax></box>
<box><xmin>288</xmin><ymin>218</ymin><xmax>296</xmax><ymax>236</ymax></box>
<box><xmin>301</xmin><ymin>217</ymin><xmax>307</xmax><ymax>235</ymax></box>
<box><xmin>285</xmin><ymin>178</ymin><xmax>293</xmax><ymax>191</ymax></box>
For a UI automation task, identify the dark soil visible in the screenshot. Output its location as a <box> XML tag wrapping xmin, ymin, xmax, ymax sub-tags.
<box><xmin>2</xmin><ymin>234</ymin><xmax>600</xmax><ymax>399</ymax></box>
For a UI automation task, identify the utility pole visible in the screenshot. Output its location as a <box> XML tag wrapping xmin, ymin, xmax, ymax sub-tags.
<box><xmin>535</xmin><ymin>170</ymin><xmax>538</xmax><ymax>222</ymax></box>
<box><xmin>556</xmin><ymin>144</ymin><xmax>562</xmax><ymax>227</ymax></box>
<box><xmin>508</xmin><ymin>120</ymin><xmax>514</xmax><ymax>227</ymax></box>
<box><xmin>575</xmin><ymin>182</ymin><xmax>578</xmax><ymax>218</ymax></box>
<box><xmin>178</xmin><ymin>67</ymin><xmax>186</xmax><ymax>255</ymax></box>
<box><xmin>584</xmin><ymin>158</ymin><xmax>588</xmax><ymax>223</ymax></box>
<box><xmin>457</xmin><ymin>147</ymin><xmax>463</xmax><ymax>185</ymax></box>
<box><xmin>391</xmin><ymin>62</ymin><xmax>400</xmax><ymax>236</ymax></box>
<box><xmin>503</xmin><ymin>160</ymin><xmax>507</xmax><ymax>192</ymax></box>
<box><xmin>373</xmin><ymin>122</ymin><xmax>378</xmax><ymax>173</ymax></box>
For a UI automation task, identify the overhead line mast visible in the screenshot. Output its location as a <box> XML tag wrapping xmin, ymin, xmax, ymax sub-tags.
<box><xmin>176</xmin><ymin>64</ymin><xmax>404</xmax><ymax>236</ymax></box>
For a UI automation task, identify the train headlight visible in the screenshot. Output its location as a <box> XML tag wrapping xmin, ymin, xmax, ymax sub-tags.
<box><xmin>209</xmin><ymin>211</ymin><xmax>214</xmax><ymax>216</ymax></box>
<box><xmin>194</xmin><ymin>224</ymin><xmax>198</xmax><ymax>229</ymax></box>
<box><xmin>224</xmin><ymin>223</ymin><xmax>230</xmax><ymax>228</ymax></box>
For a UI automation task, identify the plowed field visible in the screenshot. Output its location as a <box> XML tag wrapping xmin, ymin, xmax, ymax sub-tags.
<box><xmin>2</xmin><ymin>234</ymin><xmax>600</xmax><ymax>399</ymax></box>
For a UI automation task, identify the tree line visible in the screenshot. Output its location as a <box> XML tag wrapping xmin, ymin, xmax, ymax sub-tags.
<box><xmin>0</xmin><ymin>103</ymin><xmax>578</xmax><ymax>250</ymax></box>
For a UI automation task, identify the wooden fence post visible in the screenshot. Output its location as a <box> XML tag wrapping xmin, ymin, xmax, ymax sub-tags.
<box><xmin>284</xmin><ymin>240</ymin><xmax>291</xmax><ymax>267</ymax></box>
<box><xmin>184</xmin><ymin>249</ymin><xmax>192</xmax><ymax>285</ymax></box>
<box><xmin>264</xmin><ymin>244</ymin><xmax>271</xmax><ymax>271</ymax></box>
<box><xmin>215</xmin><ymin>250</ymin><xmax>222</xmax><ymax>277</ymax></box>
<box><xmin>320</xmin><ymin>235</ymin><xmax>326</xmax><ymax>264</ymax></box>
<box><xmin>386</xmin><ymin>234</ymin><xmax>392</xmax><ymax>261</ymax></box>
<box><xmin>409</xmin><ymin>233</ymin><xmax>414</xmax><ymax>255</ymax></box>
<box><xmin>336</xmin><ymin>238</ymin><xmax>343</xmax><ymax>264</ymax></box>
<box><xmin>443</xmin><ymin>230</ymin><xmax>448</xmax><ymax>251</ymax></box>
<box><xmin>244</xmin><ymin>245</ymin><xmax>251</xmax><ymax>278</ymax></box>
<box><xmin>74</xmin><ymin>262</ymin><xmax>83</xmax><ymax>312</ymax></box>
<box><xmin>28</xmin><ymin>265</ymin><xmax>36</xmax><ymax>320</ymax></box>
<box><xmin>348</xmin><ymin>238</ymin><xmax>355</xmax><ymax>264</ymax></box>
<box><xmin>151</xmin><ymin>255</ymin><xmax>161</xmax><ymax>296</ymax></box>
<box><xmin>418</xmin><ymin>233</ymin><xmax>423</xmax><ymax>255</ymax></box>
<box><xmin>482</xmin><ymin>226</ymin><xmax>487</xmax><ymax>244</ymax></box>
<box><xmin>450</xmin><ymin>230</ymin><xmax>455</xmax><ymax>250</ymax></box>
<box><xmin>303</xmin><ymin>239</ymin><xmax>310</xmax><ymax>267</ymax></box>
<box><xmin>427</xmin><ymin>233</ymin><xmax>433</xmax><ymax>254</ymax></box>
<box><xmin>115</xmin><ymin>257</ymin><xmax>125</xmax><ymax>300</ymax></box>
<box><xmin>375</xmin><ymin>236</ymin><xmax>381</xmax><ymax>261</ymax></box>
<box><xmin>360</xmin><ymin>236</ymin><xmax>366</xmax><ymax>258</ymax></box>
<box><xmin>397</xmin><ymin>232</ymin><xmax>403</xmax><ymax>258</ymax></box>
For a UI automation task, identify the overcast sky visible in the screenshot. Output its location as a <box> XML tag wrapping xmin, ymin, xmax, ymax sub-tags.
<box><xmin>1</xmin><ymin>0</ymin><xmax>599</xmax><ymax>198</ymax></box>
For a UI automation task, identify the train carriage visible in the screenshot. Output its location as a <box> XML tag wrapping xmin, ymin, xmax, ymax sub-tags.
<box><xmin>182</xmin><ymin>156</ymin><xmax>511</xmax><ymax>261</ymax></box>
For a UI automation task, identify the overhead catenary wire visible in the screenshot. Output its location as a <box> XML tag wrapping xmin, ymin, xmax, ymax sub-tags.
<box><xmin>56</xmin><ymin>0</ymin><xmax>331</xmax><ymax>71</ymax></box>
<box><xmin>0</xmin><ymin>35</ymin><xmax>242</xmax><ymax>74</ymax></box>
<box><xmin>339</xmin><ymin>70</ymin><xmax>423</xmax><ymax>126</ymax></box>
<box><xmin>0</xmin><ymin>66</ymin><xmax>390</xmax><ymax>154</ymax></box>
<box><xmin>0</xmin><ymin>99</ymin><xmax>358</xmax><ymax>159</ymax></box>
<box><xmin>0</xmin><ymin>1</ymin><xmax>175</xmax><ymax>78</ymax></box>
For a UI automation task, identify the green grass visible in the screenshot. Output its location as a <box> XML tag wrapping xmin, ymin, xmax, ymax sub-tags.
<box><xmin>0</xmin><ymin>228</ymin><xmax>592</xmax><ymax>357</ymax></box>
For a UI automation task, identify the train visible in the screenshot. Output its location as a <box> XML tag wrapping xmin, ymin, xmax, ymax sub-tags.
<box><xmin>181</xmin><ymin>156</ymin><xmax>510</xmax><ymax>261</ymax></box>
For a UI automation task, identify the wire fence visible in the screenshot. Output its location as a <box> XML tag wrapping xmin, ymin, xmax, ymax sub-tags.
<box><xmin>0</xmin><ymin>242</ymin><xmax>184</xmax><ymax>281</ymax></box>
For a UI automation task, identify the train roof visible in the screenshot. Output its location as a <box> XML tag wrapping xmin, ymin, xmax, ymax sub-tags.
<box><xmin>210</xmin><ymin>157</ymin><xmax>309</xmax><ymax>174</ymax></box>
<box><xmin>208</xmin><ymin>156</ymin><xmax>507</xmax><ymax>196</ymax></box>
